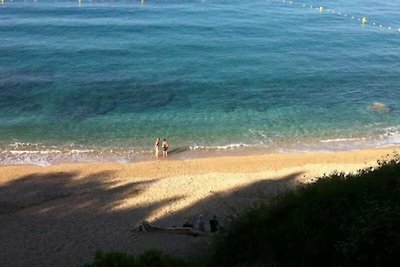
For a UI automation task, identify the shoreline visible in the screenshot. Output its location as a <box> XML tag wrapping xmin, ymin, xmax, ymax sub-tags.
<box><xmin>1</xmin><ymin>140</ymin><xmax>399</xmax><ymax>166</ymax></box>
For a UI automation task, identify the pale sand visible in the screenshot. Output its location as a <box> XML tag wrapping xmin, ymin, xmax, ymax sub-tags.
<box><xmin>0</xmin><ymin>147</ymin><xmax>398</xmax><ymax>267</ymax></box>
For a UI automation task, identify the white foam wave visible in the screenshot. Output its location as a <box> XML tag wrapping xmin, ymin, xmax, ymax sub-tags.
<box><xmin>320</xmin><ymin>137</ymin><xmax>367</xmax><ymax>143</ymax></box>
<box><xmin>190</xmin><ymin>143</ymin><xmax>249</xmax><ymax>150</ymax></box>
<box><xmin>375</xmin><ymin>126</ymin><xmax>400</xmax><ymax>146</ymax></box>
<box><xmin>8</xmin><ymin>142</ymin><xmax>40</xmax><ymax>148</ymax></box>
<box><xmin>8</xmin><ymin>150</ymin><xmax>62</xmax><ymax>154</ymax></box>
<box><xmin>70</xmin><ymin>149</ymin><xmax>95</xmax><ymax>153</ymax></box>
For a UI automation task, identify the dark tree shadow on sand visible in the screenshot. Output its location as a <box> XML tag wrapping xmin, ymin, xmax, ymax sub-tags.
<box><xmin>0</xmin><ymin>170</ymin><xmax>302</xmax><ymax>267</ymax></box>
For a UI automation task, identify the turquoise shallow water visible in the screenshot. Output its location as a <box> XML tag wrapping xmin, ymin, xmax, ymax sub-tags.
<box><xmin>0</xmin><ymin>0</ymin><xmax>400</xmax><ymax>164</ymax></box>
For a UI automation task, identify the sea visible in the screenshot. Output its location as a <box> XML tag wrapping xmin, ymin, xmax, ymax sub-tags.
<box><xmin>0</xmin><ymin>0</ymin><xmax>399</xmax><ymax>165</ymax></box>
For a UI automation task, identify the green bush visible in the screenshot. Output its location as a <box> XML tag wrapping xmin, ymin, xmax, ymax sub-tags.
<box><xmin>209</xmin><ymin>156</ymin><xmax>400</xmax><ymax>267</ymax></box>
<box><xmin>83</xmin><ymin>250</ymin><xmax>188</xmax><ymax>267</ymax></box>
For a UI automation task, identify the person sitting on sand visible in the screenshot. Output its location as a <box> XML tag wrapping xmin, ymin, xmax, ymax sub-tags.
<box><xmin>209</xmin><ymin>215</ymin><xmax>219</xmax><ymax>233</ymax></box>
<box><xmin>162</xmin><ymin>138</ymin><xmax>169</xmax><ymax>157</ymax></box>
<box><xmin>154</xmin><ymin>137</ymin><xmax>160</xmax><ymax>157</ymax></box>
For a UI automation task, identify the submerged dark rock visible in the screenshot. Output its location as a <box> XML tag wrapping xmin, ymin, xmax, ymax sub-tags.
<box><xmin>370</xmin><ymin>102</ymin><xmax>391</xmax><ymax>113</ymax></box>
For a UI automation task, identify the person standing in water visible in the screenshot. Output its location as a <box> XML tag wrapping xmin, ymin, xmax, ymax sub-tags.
<box><xmin>154</xmin><ymin>138</ymin><xmax>160</xmax><ymax>157</ymax></box>
<box><xmin>162</xmin><ymin>138</ymin><xmax>169</xmax><ymax>157</ymax></box>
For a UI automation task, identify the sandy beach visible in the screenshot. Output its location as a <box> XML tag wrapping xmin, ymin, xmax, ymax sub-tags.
<box><xmin>0</xmin><ymin>147</ymin><xmax>398</xmax><ymax>267</ymax></box>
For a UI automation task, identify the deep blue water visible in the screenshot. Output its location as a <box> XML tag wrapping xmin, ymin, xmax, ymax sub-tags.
<box><xmin>0</xmin><ymin>0</ymin><xmax>400</xmax><ymax>164</ymax></box>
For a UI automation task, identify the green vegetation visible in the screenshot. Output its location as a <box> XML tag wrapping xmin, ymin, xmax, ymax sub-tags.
<box><xmin>83</xmin><ymin>155</ymin><xmax>400</xmax><ymax>267</ymax></box>
<box><xmin>82</xmin><ymin>250</ymin><xmax>188</xmax><ymax>267</ymax></box>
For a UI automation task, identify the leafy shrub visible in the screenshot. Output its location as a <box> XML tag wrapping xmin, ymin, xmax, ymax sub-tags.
<box><xmin>83</xmin><ymin>250</ymin><xmax>188</xmax><ymax>267</ymax></box>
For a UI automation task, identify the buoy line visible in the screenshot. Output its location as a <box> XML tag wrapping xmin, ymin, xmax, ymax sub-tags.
<box><xmin>269</xmin><ymin>0</ymin><xmax>400</xmax><ymax>33</ymax></box>
<box><xmin>1</xmin><ymin>0</ymin><xmax>399</xmax><ymax>33</ymax></box>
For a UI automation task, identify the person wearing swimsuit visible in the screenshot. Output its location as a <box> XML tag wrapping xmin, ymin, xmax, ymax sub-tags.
<box><xmin>154</xmin><ymin>138</ymin><xmax>160</xmax><ymax>157</ymax></box>
<box><xmin>162</xmin><ymin>138</ymin><xmax>169</xmax><ymax>157</ymax></box>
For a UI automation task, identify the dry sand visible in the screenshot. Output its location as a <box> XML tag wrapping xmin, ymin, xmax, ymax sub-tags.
<box><xmin>0</xmin><ymin>147</ymin><xmax>398</xmax><ymax>267</ymax></box>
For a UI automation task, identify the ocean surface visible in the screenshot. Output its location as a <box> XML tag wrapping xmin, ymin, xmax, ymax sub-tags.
<box><xmin>0</xmin><ymin>0</ymin><xmax>400</xmax><ymax>165</ymax></box>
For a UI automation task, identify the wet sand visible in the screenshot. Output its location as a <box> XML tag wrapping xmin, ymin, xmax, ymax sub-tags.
<box><xmin>0</xmin><ymin>147</ymin><xmax>398</xmax><ymax>267</ymax></box>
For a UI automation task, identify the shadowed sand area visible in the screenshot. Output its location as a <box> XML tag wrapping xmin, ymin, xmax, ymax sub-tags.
<box><xmin>0</xmin><ymin>147</ymin><xmax>398</xmax><ymax>267</ymax></box>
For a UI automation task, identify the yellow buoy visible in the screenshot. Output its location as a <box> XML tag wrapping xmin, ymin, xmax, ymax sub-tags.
<box><xmin>362</xmin><ymin>17</ymin><xmax>367</xmax><ymax>25</ymax></box>
<box><xmin>319</xmin><ymin>6</ymin><xmax>324</xmax><ymax>13</ymax></box>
